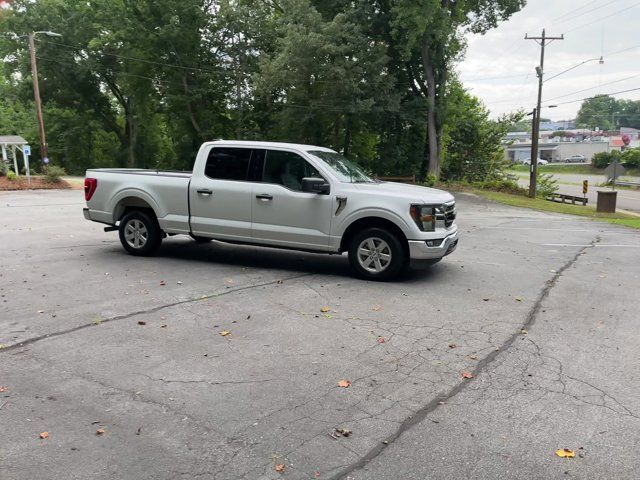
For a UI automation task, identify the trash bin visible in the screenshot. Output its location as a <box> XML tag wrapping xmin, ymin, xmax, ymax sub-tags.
<box><xmin>596</xmin><ymin>190</ymin><xmax>618</xmax><ymax>213</ymax></box>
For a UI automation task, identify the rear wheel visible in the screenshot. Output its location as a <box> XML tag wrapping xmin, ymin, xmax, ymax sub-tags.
<box><xmin>118</xmin><ymin>210</ymin><xmax>162</xmax><ymax>256</ymax></box>
<box><xmin>348</xmin><ymin>227</ymin><xmax>406</xmax><ymax>281</ymax></box>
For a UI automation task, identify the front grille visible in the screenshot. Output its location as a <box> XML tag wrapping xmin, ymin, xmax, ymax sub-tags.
<box><xmin>442</xmin><ymin>202</ymin><xmax>456</xmax><ymax>227</ymax></box>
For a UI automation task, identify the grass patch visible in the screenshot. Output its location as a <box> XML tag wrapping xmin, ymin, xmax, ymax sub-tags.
<box><xmin>472</xmin><ymin>189</ymin><xmax>640</xmax><ymax>229</ymax></box>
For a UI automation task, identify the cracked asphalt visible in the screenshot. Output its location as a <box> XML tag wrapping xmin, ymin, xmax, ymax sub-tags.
<box><xmin>1</xmin><ymin>189</ymin><xmax>639</xmax><ymax>480</ymax></box>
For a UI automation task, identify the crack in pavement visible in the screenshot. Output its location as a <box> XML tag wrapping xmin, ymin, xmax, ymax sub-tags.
<box><xmin>0</xmin><ymin>273</ymin><xmax>312</xmax><ymax>353</ymax></box>
<box><xmin>328</xmin><ymin>239</ymin><xmax>597</xmax><ymax>480</ymax></box>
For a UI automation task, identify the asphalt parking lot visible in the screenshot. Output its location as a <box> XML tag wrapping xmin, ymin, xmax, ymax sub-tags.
<box><xmin>1</xmin><ymin>189</ymin><xmax>639</xmax><ymax>480</ymax></box>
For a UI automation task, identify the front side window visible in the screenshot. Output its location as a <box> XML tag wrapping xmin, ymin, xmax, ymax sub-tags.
<box><xmin>205</xmin><ymin>147</ymin><xmax>251</xmax><ymax>181</ymax></box>
<box><xmin>262</xmin><ymin>150</ymin><xmax>321</xmax><ymax>191</ymax></box>
<box><xmin>307</xmin><ymin>150</ymin><xmax>374</xmax><ymax>183</ymax></box>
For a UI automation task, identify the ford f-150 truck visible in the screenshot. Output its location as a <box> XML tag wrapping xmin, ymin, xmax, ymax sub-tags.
<box><xmin>83</xmin><ymin>140</ymin><xmax>458</xmax><ymax>280</ymax></box>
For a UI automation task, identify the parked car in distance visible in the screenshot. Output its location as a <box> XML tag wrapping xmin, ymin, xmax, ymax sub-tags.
<box><xmin>564</xmin><ymin>154</ymin><xmax>586</xmax><ymax>163</ymax></box>
<box><xmin>83</xmin><ymin>140</ymin><xmax>459</xmax><ymax>280</ymax></box>
<box><xmin>521</xmin><ymin>158</ymin><xmax>549</xmax><ymax>166</ymax></box>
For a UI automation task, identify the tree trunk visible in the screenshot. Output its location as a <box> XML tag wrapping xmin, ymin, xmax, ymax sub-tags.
<box><xmin>125</xmin><ymin>99</ymin><xmax>136</xmax><ymax>168</ymax></box>
<box><xmin>343</xmin><ymin>117</ymin><xmax>352</xmax><ymax>157</ymax></box>
<box><xmin>421</xmin><ymin>39</ymin><xmax>440</xmax><ymax>177</ymax></box>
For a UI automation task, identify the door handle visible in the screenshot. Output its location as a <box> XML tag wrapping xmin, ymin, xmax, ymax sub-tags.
<box><xmin>197</xmin><ymin>189</ymin><xmax>213</xmax><ymax>195</ymax></box>
<box><xmin>256</xmin><ymin>194</ymin><xmax>273</xmax><ymax>201</ymax></box>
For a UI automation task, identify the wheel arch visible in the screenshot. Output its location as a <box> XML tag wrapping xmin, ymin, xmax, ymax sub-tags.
<box><xmin>111</xmin><ymin>190</ymin><xmax>160</xmax><ymax>223</ymax></box>
<box><xmin>339</xmin><ymin>216</ymin><xmax>409</xmax><ymax>257</ymax></box>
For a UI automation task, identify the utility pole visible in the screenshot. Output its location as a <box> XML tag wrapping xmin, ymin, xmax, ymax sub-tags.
<box><xmin>28</xmin><ymin>33</ymin><xmax>48</xmax><ymax>165</ymax></box>
<box><xmin>27</xmin><ymin>31</ymin><xmax>61</xmax><ymax>166</ymax></box>
<box><xmin>525</xmin><ymin>29</ymin><xmax>563</xmax><ymax>198</ymax></box>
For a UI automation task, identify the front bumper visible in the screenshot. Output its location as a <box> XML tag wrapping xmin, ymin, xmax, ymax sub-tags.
<box><xmin>408</xmin><ymin>229</ymin><xmax>459</xmax><ymax>260</ymax></box>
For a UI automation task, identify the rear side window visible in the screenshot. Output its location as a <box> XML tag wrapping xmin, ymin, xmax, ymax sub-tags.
<box><xmin>205</xmin><ymin>148</ymin><xmax>251</xmax><ymax>181</ymax></box>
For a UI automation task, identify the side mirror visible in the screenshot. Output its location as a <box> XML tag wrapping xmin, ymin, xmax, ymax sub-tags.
<box><xmin>301</xmin><ymin>177</ymin><xmax>330</xmax><ymax>194</ymax></box>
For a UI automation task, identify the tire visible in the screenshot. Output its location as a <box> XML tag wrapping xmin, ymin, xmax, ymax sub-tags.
<box><xmin>190</xmin><ymin>234</ymin><xmax>213</xmax><ymax>243</ymax></box>
<box><xmin>118</xmin><ymin>210</ymin><xmax>162</xmax><ymax>256</ymax></box>
<box><xmin>348</xmin><ymin>227</ymin><xmax>406</xmax><ymax>281</ymax></box>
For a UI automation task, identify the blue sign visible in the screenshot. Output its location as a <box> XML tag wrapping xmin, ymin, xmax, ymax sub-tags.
<box><xmin>23</xmin><ymin>145</ymin><xmax>31</xmax><ymax>156</ymax></box>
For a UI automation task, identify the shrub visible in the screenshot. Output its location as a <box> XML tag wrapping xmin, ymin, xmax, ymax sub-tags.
<box><xmin>592</xmin><ymin>151</ymin><xmax>620</xmax><ymax>169</ymax></box>
<box><xmin>0</xmin><ymin>161</ymin><xmax>8</xmax><ymax>177</ymax></box>
<box><xmin>7</xmin><ymin>170</ymin><xmax>17</xmax><ymax>181</ymax></box>
<box><xmin>536</xmin><ymin>172</ymin><xmax>558</xmax><ymax>198</ymax></box>
<box><xmin>44</xmin><ymin>165</ymin><xmax>66</xmax><ymax>183</ymax></box>
<box><xmin>621</xmin><ymin>148</ymin><xmax>640</xmax><ymax>169</ymax></box>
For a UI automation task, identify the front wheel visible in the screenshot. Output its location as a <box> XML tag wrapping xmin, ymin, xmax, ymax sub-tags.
<box><xmin>118</xmin><ymin>210</ymin><xmax>162</xmax><ymax>256</ymax></box>
<box><xmin>348</xmin><ymin>227</ymin><xmax>406</xmax><ymax>281</ymax></box>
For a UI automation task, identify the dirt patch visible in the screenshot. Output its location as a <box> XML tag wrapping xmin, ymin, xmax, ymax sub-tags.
<box><xmin>0</xmin><ymin>176</ymin><xmax>72</xmax><ymax>191</ymax></box>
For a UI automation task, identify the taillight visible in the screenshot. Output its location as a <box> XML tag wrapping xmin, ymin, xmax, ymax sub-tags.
<box><xmin>84</xmin><ymin>178</ymin><xmax>98</xmax><ymax>201</ymax></box>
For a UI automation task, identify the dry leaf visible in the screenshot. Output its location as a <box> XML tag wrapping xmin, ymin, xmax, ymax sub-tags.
<box><xmin>138</xmin><ymin>320</ymin><xmax>146</xmax><ymax>326</ymax></box>
<box><xmin>461</xmin><ymin>371</ymin><xmax>474</xmax><ymax>379</ymax></box>
<box><xmin>372</xmin><ymin>305</ymin><xmax>381</xmax><ymax>311</ymax></box>
<box><xmin>555</xmin><ymin>448</ymin><xmax>575</xmax><ymax>458</ymax></box>
<box><xmin>377</xmin><ymin>336</ymin><xmax>386</xmax><ymax>344</ymax></box>
<box><xmin>448</xmin><ymin>343</ymin><xmax>457</xmax><ymax>349</ymax></box>
<box><xmin>275</xmin><ymin>464</ymin><xmax>285</xmax><ymax>473</ymax></box>
<box><xmin>469</xmin><ymin>355</ymin><xmax>478</xmax><ymax>360</ymax></box>
<box><xmin>0</xmin><ymin>386</ymin><xmax>7</xmax><ymax>393</ymax></box>
<box><xmin>159</xmin><ymin>280</ymin><xmax>166</xmax><ymax>286</ymax></box>
<box><xmin>337</xmin><ymin>380</ymin><xmax>351</xmax><ymax>388</ymax></box>
<box><xmin>320</xmin><ymin>306</ymin><xmax>330</xmax><ymax>313</ymax></box>
<box><xmin>515</xmin><ymin>297</ymin><xmax>523</xmax><ymax>302</ymax></box>
<box><xmin>39</xmin><ymin>431</ymin><xmax>49</xmax><ymax>439</ymax></box>
<box><xmin>219</xmin><ymin>330</ymin><xmax>231</xmax><ymax>337</ymax></box>
<box><xmin>96</xmin><ymin>428</ymin><xmax>105</xmax><ymax>435</ymax></box>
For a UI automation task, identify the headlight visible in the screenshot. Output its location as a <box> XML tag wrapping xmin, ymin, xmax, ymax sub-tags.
<box><xmin>410</xmin><ymin>204</ymin><xmax>437</xmax><ymax>232</ymax></box>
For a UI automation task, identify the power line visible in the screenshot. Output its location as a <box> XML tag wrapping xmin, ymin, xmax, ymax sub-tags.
<box><xmin>565</xmin><ymin>1</ymin><xmax>640</xmax><ymax>34</ymax></box>
<box><xmin>551</xmin><ymin>0</ymin><xmax>621</xmax><ymax>27</ymax></box>
<box><xmin>544</xmin><ymin>73</ymin><xmax>640</xmax><ymax>101</ymax></box>
<box><xmin>549</xmin><ymin>0</ymin><xmax>601</xmax><ymax>23</ymax></box>
<box><xmin>544</xmin><ymin>87</ymin><xmax>640</xmax><ymax>106</ymax></box>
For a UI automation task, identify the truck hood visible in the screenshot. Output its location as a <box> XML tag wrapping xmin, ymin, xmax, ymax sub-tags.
<box><xmin>348</xmin><ymin>181</ymin><xmax>455</xmax><ymax>204</ymax></box>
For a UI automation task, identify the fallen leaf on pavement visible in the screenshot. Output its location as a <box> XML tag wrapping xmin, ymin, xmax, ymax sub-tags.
<box><xmin>39</xmin><ymin>432</ymin><xmax>49</xmax><ymax>439</ymax></box>
<box><xmin>461</xmin><ymin>371</ymin><xmax>474</xmax><ymax>379</ymax></box>
<box><xmin>320</xmin><ymin>306</ymin><xmax>330</xmax><ymax>313</ymax></box>
<box><xmin>138</xmin><ymin>321</ymin><xmax>146</xmax><ymax>326</ymax></box>
<box><xmin>482</xmin><ymin>298</ymin><xmax>490</xmax><ymax>302</ymax></box>
<box><xmin>37</xmin><ymin>310</ymin><xmax>45</xmax><ymax>314</ymax></box>
<box><xmin>469</xmin><ymin>355</ymin><xmax>478</xmax><ymax>360</ymax></box>
<box><xmin>555</xmin><ymin>448</ymin><xmax>575</xmax><ymax>458</ymax></box>
<box><xmin>337</xmin><ymin>380</ymin><xmax>351</xmax><ymax>388</ymax></box>
<box><xmin>275</xmin><ymin>464</ymin><xmax>285</xmax><ymax>473</ymax></box>
<box><xmin>515</xmin><ymin>297</ymin><xmax>523</xmax><ymax>302</ymax></box>
<box><xmin>448</xmin><ymin>343</ymin><xmax>457</xmax><ymax>349</ymax></box>
<box><xmin>92</xmin><ymin>318</ymin><xmax>102</xmax><ymax>325</ymax></box>
<box><xmin>377</xmin><ymin>336</ymin><xmax>386</xmax><ymax>344</ymax></box>
<box><xmin>372</xmin><ymin>305</ymin><xmax>381</xmax><ymax>311</ymax></box>
<box><xmin>96</xmin><ymin>428</ymin><xmax>105</xmax><ymax>435</ymax></box>
<box><xmin>219</xmin><ymin>330</ymin><xmax>231</xmax><ymax>337</ymax></box>
<box><xmin>0</xmin><ymin>386</ymin><xmax>7</xmax><ymax>393</ymax></box>
<box><xmin>159</xmin><ymin>280</ymin><xmax>166</xmax><ymax>286</ymax></box>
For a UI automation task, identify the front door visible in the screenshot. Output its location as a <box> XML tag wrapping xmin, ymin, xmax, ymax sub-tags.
<box><xmin>251</xmin><ymin>149</ymin><xmax>333</xmax><ymax>250</ymax></box>
<box><xmin>189</xmin><ymin>147</ymin><xmax>253</xmax><ymax>241</ymax></box>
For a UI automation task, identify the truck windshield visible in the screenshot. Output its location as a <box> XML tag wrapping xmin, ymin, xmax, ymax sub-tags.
<box><xmin>308</xmin><ymin>150</ymin><xmax>375</xmax><ymax>183</ymax></box>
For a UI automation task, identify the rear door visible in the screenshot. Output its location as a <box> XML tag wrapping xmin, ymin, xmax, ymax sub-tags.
<box><xmin>251</xmin><ymin>148</ymin><xmax>333</xmax><ymax>250</ymax></box>
<box><xmin>189</xmin><ymin>146</ymin><xmax>253</xmax><ymax>241</ymax></box>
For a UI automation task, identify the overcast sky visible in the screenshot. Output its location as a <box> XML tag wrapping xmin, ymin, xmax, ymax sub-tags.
<box><xmin>457</xmin><ymin>0</ymin><xmax>640</xmax><ymax>121</ymax></box>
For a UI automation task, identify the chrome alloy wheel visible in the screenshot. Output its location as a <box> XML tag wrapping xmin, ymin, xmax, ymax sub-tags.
<box><xmin>357</xmin><ymin>237</ymin><xmax>392</xmax><ymax>273</ymax></box>
<box><xmin>123</xmin><ymin>219</ymin><xmax>149</xmax><ymax>249</ymax></box>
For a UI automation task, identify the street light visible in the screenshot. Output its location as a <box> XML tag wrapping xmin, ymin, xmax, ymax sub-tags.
<box><xmin>28</xmin><ymin>30</ymin><xmax>61</xmax><ymax>166</ymax></box>
<box><xmin>544</xmin><ymin>56</ymin><xmax>604</xmax><ymax>83</ymax></box>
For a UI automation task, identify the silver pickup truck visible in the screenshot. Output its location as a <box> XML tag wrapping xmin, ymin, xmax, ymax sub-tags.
<box><xmin>84</xmin><ymin>140</ymin><xmax>458</xmax><ymax>280</ymax></box>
